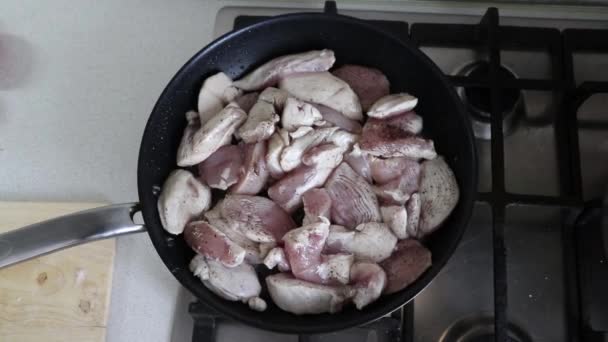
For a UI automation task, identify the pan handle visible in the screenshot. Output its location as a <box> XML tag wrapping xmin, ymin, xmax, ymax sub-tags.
<box><xmin>0</xmin><ymin>203</ymin><xmax>146</xmax><ymax>269</ymax></box>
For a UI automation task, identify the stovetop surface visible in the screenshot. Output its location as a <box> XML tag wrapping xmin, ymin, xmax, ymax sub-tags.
<box><xmin>190</xmin><ymin>3</ymin><xmax>608</xmax><ymax>341</ymax></box>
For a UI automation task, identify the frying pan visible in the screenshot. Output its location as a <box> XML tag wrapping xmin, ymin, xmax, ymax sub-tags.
<box><xmin>0</xmin><ymin>11</ymin><xmax>477</xmax><ymax>333</ymax></box>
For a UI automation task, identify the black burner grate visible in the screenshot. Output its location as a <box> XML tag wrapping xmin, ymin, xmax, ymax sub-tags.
<box><xmin>190</xmin><ymin>2</ymin><xmax>608</xmax><ymax>341</ymax></box>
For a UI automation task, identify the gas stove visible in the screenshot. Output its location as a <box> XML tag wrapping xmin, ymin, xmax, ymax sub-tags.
<box><xmin>187</xmin><ymin>3</ymin><xmax>608</xmax><ymax>341</ymax></box>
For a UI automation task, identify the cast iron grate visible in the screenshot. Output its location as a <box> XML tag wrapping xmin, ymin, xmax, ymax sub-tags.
<box><xmin>190</xmin><ymin>2</ymin><xmax>608</xmax><ymax>341</ymax></box>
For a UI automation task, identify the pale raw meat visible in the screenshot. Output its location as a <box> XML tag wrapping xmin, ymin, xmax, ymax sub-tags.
<box><xmin>290</xmin><ymin>126</ymin><xmax>314</xmax><ymax>139</ymax></box>
<box><xmin>344</xmin><ymin>144</ymin><xmax>373</xmax><ymax>183</ymax></box>
<box><xmin>190</xmin><ymin>256</ymin><xmax>266</xmax><ymax>311</ymax></box>
<box><xmin>315</xmin><ymin>104</ymin><xmax>362</xmax><ymax>133</ymax></box>
<box><xmin>406</xmin><ymin>193</ymin><xmax>421</xmax><ymax>238</ymax></box>
<box><xmin>325</xmin><ymin>163</ymin><xmax>381</xmax><ymax>229</ymax></box>
<box><xmin>263</xmin><ymin>247</ymin><xmax>290</xmax><ymax>272</ymax></box>
<box><xmin>282</xmin><ymin>97</ymin><xmax>325</xmax><ymax>131</ymax></box>
<box><xmin>280</xmin><ymin>127</ymin><xmax>338</xmax><ymax>172</ymax></box>
<box><xmin>266</xmin><ymin>273</ymin><xmax>354</xmax><ymax>315</ymax></box>
<box><xmin>359</xmin><ymin>111</ymin><xmax>437</xmax><ymax>160</ymax></box>
<box><xmin>197</xmin><ymin>72</ymin><xmax>242</xmax><ymax>123</ymax></box>
<box><xmin>301</xmin><ymin>143</ymin><xmax>345</xmax><ymax>167</ymax></box>
<box><xmin>157</xmin><ymin>169</ymin><xmax>211</xmax><ymax>235</ymax></box>
<box><xmin>418</xmin><ymin>156</ymin><xmax>459</xmax><ymax>236</ymax></box>
<box><xmin>237</xmin><ymin>88</ymin><xmax>284</xmax><ymax>143</ymax></box>
<box><xmin>372</xmin><ymin>185</ymin><xmax>410</xmax><ymax>206</ymax></box>
<box><xmin>177</xmin><ymin>103</ymin><xmax>247</xmax><ymax>166</ymax></box>
<box><xmin>282</xmin><ymin>219</ymin><xmax>328</xmax><ymax>282</ymax></box>
<box><xmin>229</xmin><ymin>141</ymin><xmax>269</xmax><ymax>195</ymax></box>
<box><xmin>325</xmin><ymin>223</ymin><xmax>397</xmax><ymax>263</ymax></box>
<box><xmin>204</xmin><ymin>214</ymin><xmax>262</xmax><ymax>264</ymax></box>
<box><xmin>350</xmin><ymin>262</ymin><xmax>387</xmax><ymax>309</ymax></box>
<box><xmin>233</xmin><ymin>49</ymin><xmax>336</xmax><ymax>91</ymax></box>
<box><xmin>370</xmin><ymin>157</ymin><xmax>420</xmax><ymax>184</ymax></box>
<box><xmin>367</xmin><ymin>93</ymin><xmax>418</xmax><ymax>119</ymax></box>
<box><xmin>328</xmin><ymin>130</ymin><xmax>358</xmax><ymax>150</ymax></box>
<box><xmin>372</xmin><ymin>159</ymin><xmax>421</xmax><ymax>205</ymax></box>
<box><xmin>302</xmin><ymin>188</ymin><xmax>332</xmax><ymax>225</ymax></box>
<box><xmin>258</xmin><ymin>87</ymin><xmax>289</xmax><ymax>110</ymax></box>
<box><xmin>269</xmin><ymin>142</ymin><xmax>344</xmax><ymax>213</ymax></box>
<box><xmin>234</xmin><ymin>92</ymin><xmax>259</xmax><ymax>113</ymax></box>
<box><xmin>265</xmin><ymin>129</ymin><xmax>290</xmax><ymax>179</ymax></box>
<box><xmin>332</xmin><ymin>65</ymin><xmax>390</xmax><ymax>111</ymax></box>
<box><xmin>198</xmin><ymin>144</ymin><xmax>243</xmax><ymax>190</ymax></box>
<box><xmin>217</xmin><ymin>195</ymin><xmax>296</xmax><ymax>243</ymax></box>
<box><xmin>279</xmin><ymin>72</ymin><xmax>363</xmax><ymax>121</ymax></box>
<box><xmin>184</xmin><ymin>221</ymin><xmax>245</xmax><ymax>267</ymax></box>
<box><xmin>317</xmin><ymin>253</ymin><xmax>354</xmax><ymax>285</ymax></box>
<box><xmin>380</xmin><ymin>239</ymin><xmax>431</xmax><ymax>294</ymax></box>
<box><xmin>381</xmin><ymin>205</ymin><xmax>408</xmax><ymax>239</ymax></box>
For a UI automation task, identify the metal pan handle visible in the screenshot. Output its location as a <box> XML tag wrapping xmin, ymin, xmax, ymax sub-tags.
<box><xmin>0</xmin><ymin>203</ymin><xmax>146</xmax><ymax>268</ymax></box>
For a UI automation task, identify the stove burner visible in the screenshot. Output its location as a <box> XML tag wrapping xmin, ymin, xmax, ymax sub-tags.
<box><xmin>439</xmin><ymin>313</ymin><xmax>531</xmax><ymax>342</ymax></box>
<box><xmin>455</xmin><ymin>61</ymin><xmax>524</xmax><ymax>140</ymax></box>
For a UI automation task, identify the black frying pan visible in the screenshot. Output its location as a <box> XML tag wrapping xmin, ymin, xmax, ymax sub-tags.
<box><xmin>0</xmin><ymin>12</ymin><xmax>477</xmax><ymax>334</ymax></box>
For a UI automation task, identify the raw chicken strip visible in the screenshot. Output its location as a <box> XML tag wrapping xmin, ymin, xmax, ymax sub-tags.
<box><xmin>184</xmin><ymin>221</ymin><xmax>245</xmax><ymax>267</ymax></box>
<box><xmin>280</xmin><ymin>127</ymin><xmax>338</xmax><ymax>172</ymax></box>
<box><xmin>233</xmin><ymin>49</ymin><xmax>336</xmax><ymax>91</ymax></box>
<box><xmin>229</xmin><ymin>141</ymin><xmax>269</xmax><ymax>195</ymax></box>
<box><xmin>315</xmin><ymin>104</ymin><xmax>362</xmax><ymax>133</ymax></box>
<box><xmin>263</xmin><ymin>247</ymin><xmax>290</xmax><ymax>272</ymax></box>
<box><xmin>265</xmin><ymin>129</ymin><xmax>290</xmax><ymax>179</ymax></box>
<box><xmin>325</xmin><ymin>223</ymin><xmax>397</xmax><ymax>263</ymax></box>
<box><xmin>344</xmin><ymin>144</ymin><xmax>373</xmax><ymax>183</ymax></box>
<box><xmin>269</xmin><ymin>143</ymin><xmax>344</xmax><ymax>213</ymax></box>
<box><xmin>198</xmin><ymin>144</ymin><xmax>243</xmax><ymax>190</ymax></box>
<box><xmin>418</xmin><ymin>156</ymin><xmax>459</xmax><ymax>236</ymax></box>
<box><xmin>218</xmin><ymin>195</ymin><xmax>296</xmax><ymax>243</ymax></box>
<box><xmin>234</xmin><ymin>92</ymin><xmax>259</xmax><ymax>113</ymax></box>
<box><xmin>177</xmin><ymin>103</ymin><xmax>246</xmax><ymax>166</ymax></box>
<box><xmin>266</xmin><ymin>273</ymin><xmax>354</xmax><ymax>315</ymax></box>
<box><xmin>381</xmin><ymin>205</ymin><xmax>408</xmax><ymax>239</ymax></box>
<box><xmin>190</xmin><ymin>256</ymin><xmax>266</xmax><ymax>311</ymax></box>
<box><xmin>325</xmin><ymin>163</ymin><xmax>381</xmax><ymax>229</ymax></box>
<box><xmin>370</xmin><ymin>157</ymin><xmax>420</xmax><ymax>185</ymax></box>
<box><xmin>372</xmin><ymin>159</ymin><xmax>421</xmax><ymax>205</ymax></box>
<box><xmin>157</xmin><ymin>169</ymin><xmax>211</xmax><ymax>235</ymax></box>
<box><xmin>406</xmin><ymin>193</ymin><xmax>421</xmax><ymax>238</ymax></box>
<box><xmin>204</xmin><ymin>214</ymin><xmax>262</xmax><ymax>264</ymax></box>
<box><xmin>360</xmin><ymin>111</ymin><xmax>436</xmax><ymax>160</ymax></box>
<box><xmin>197</xmin><ymin>72</ymin><xmax>242</xmax><ymax>123</ymax></box>
<box><xmin>237</xmin><ymin>89</ymin><xmax>282</xmax><ymax>143</ymax></box>
<box><xmin>302</xmin><ymin>143</ymin><xmax>345</xmax><ymax>167</ymax></box>
<box><xmin>380</xmin><ymin>239</ymin><xmax>431</xmax><ymax>294</ymax></box>
<box><xmin>302</xmin><ymin>188</ymin><xmax>332</xmax><ymax>225</ymax></box>
<box><xmin>279</xmin><ymin>72</ymin><xmax>363</xmax><ymax>121</ymax></box>
<box><xmin>350</xmin><ymin>262</ymin><xmax>387</xmax><ymax>309</ymax></box>
<box><xmin>282</xmin><ymin>97</ymin><xmax>325</xmax><ymax>131</ymax></box>
<box><xmin>317</xmin><ymin>253</ymin><xmax>354</xmax><ymax>285</ymax></box>
<box><xmin>367</xmin><ymin>93</ymin><xmax>418</xmax><ymax>119</ymax></box>
<box><xmin>332</xmin><ymin>65</ymin><xmax>390</xmax><ymax>111</ymax></box>
<box><xmin>283</xmin><ymin>219</ymin><xmax>328</xmax><ymax>282</ymax></box>
<box><xmin>258</xmin><ymin>87</ymin><xmax>289</xmax><ymax>110</ymax></box>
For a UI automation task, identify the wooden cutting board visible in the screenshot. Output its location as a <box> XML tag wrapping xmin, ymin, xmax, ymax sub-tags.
<box><xmin>0</xmin><ymin>202</ymin><xmax>115</xmax><ymax>342</ymax></box>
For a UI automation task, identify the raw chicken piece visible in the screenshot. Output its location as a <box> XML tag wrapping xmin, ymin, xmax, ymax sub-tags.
<box><xmin>234</xmin><ymin>92</ymin><xmax>259</xmax><ymax>113</ymax></box>
<box><xmin>360</xmin><ymin>111</ymin><xmax>436</xmax><ymax>160</ymax></box>
<box><xmin>177</xmin><ymin>103</ymin><xmax>247</xmax><ymax>166</ymax></box>
<box><xmin>350</xmin><ymin>262</ymin><xmax>387</xmax><ymax>309</ymax></box>
<box><xmin>184</xmin><ymin>221</ymin><xmax>245</xmax><ymax>267</ymax></box>
<box><xmin>282</xmin><ymin>219</ymin><xmax>329</xmax><ymax>282</ymax></box>
<box><xmin>381</xmin><ymin>205</ymin><xmax>408</xmax><ymax>239</ymax></box>
<box><xmin>406</xmin><ymin>193</ymin><xmax>421</xmax><ymax>238</ymax></box>
<box><xmin>372</xmin><ymin>160</ymin><xmax>421</xmax><ymax>205</ymax></box>
<box><xmin>315</xmin><ymin>104</ymin><xmax>362</xmax><ymax>133</ymax></box>
<box><xmin>370</xmin><ymin>157</ymin><xmax>420</xmax><ymax>185</ymax></box>
<box><xmin>217</xmin><ymin>195</ymin><xmax>296</xmax><ymax>243</ymax></box>
<box><xmin>318</xmin><ymin>253</ymin><xmax>354</xmax><ymax>285</ymax></box>
<box><xmin>197</xmin><ymin>72</ymin><xmax>242</xmax><ymax>123</ymax></box>
<box><xmin>289</xmin><ymin>126</ymin><xmax>314</xmax><ymax>139</ymax></box>
<box><xmin>418</xmin><ymin>156</ymin><xmax>459</xmax><ymax>236</ymax></box>
<box><xmin>328</xmin><ymin>130</ymin><xmax>358</xmax><ymax>151</ymax></box>
<box><xmin>332</xmin><ymin>65</ymin><xmax>390</xmax><ymax>111</ymax></box>
<box><xmin>280</xmin><ymin>127</ymin><xmax>338</xmax><ymax>172</ymax></box>
<box><xmin>325</xmin><ymin>163</ymin><xmax>381</xmax><ymax>229</ymax></box>
<box><xmin>367</xmin><ymin>93</ymin><xmax>418</xmax><ymax>119</ymax></box>
<box><xmin>269</xmin><ymin>142</ymin><xmax>344</xmax><ymax>213</ymax></box>
<box><xmin>198</xmin><ymin>145</ymin><xmax>243</xmax><ymax>190</ymax></box>
<box><xmin>263</xmin><ymin>247</ymin><xmax>290</xmax><ymax>272</ymax></box>
<box><xmin>233</xmin><ymin>49</ymin><xmax>336</xmax><ymax>91</ymax></box>
<box><xmin>229</xmin><ymin>141</ymin><xmax>269</xmax><ymax>195</ymax></box>
<box><xmin>325</xmin><ymin>223</ymin><xmax>397</xmax><ymax>263</ymax></box>
<box><xmin>258</xmin><ymin>87</ymin><xmax>289</xmax><ymax>110</ymax></box>
<box><xmin>237</xmin><ymin>89</ymin><xmax>281</xmax><ymax>143</ymax></box>
<box><xmin>344</xmin><ymin>144</ymin><xmax>373</xmax><ymax>183</ymax></box>
<box><xmin>301</xmin><ymin>143</ymin><xmax>345</xmax><ymax>167</ymax></box>
<box><xmin>282</xmin><ymin>97</ymin><xmax>325</xmax><ymax>131</ymax></box>
<box><xmin>279</xmin><ymin>72</ymin><xmax>363</xmax><ymax>121</ymax></box>
<box><xmin>266</xmin><ymin>273</ymin><xmax>354</xmax><ymax>315</ymax></box>
<box><xmin>302</xmin><ymin>188</ymin><xmax>332</xmax><ymax>225</ymax></box>
<box><xmin>157</xmin><ymin>169</ymin><xmax>211</xmax><ymax>235</ymax></box>
<box><xmin>204</xmin><ymin>214</ymin><xmax>262</xmax><ymax>264</ymax></box>
<box><xmin>380</xmin><ymin>239</ymin><xmax>431</xmax><ymax>294</ymax></box>
<box><xmin>265</xmin><ymin>129</ymin><xmax>290</xmax><ymax>179</ymax></box>
<box><xmin>190</xmin><ymin>256</ymin><xmax>266</xmax><ymax>311</ymax></box>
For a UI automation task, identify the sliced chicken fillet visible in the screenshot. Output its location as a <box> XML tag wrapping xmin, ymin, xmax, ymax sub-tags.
<box><xmin>197</xmin><ymin>72</ymin><xmax>242</xmax><ymax>123</ymax></box>
<box><xmin>282</xmin><ymin>97</ymin><xmax>325</xmax><ymax>131</ymax></box>
<box><xmin>265</xmin><ymin>128</ymin><xmax>290</xmax><ymax>179</ymax></box>
<box><xmin>344</xmin><ymin>144</ymin><xmax>373</xmax><ymax>183</ymax></box>
<box><xmin>418</xmin><ymin>156</ymin><xmax>459</xmax><ymax>236</ymax></box>
<box><xmin>325</xmin><ymin>223</ymin><xmax>397</xmax><ymax>263</ymax></box>
<box><xmin>380</xmin><ymin>239</ymin><xmax>431</xmax><ymax>294</ymax></box>
<box><xmin>370</xmin><ymin>157</ymin><xmax>421</xmax><ymax>185</ymax></box>
<box><xmin>263</xmin><ymin>247</ymin><xmax>290</xmax><ymax>272</ymax></box>
<box><xmin>302</xmin><ymin>188</ymin><xmax>332</xmax><ymax>225</ymax></box>
<box><xmin>198</xmin><ymin>144</ymin><xmax>243</xmax><ymax>190</ymax></box>
<box><xmin>184</xmin><ymin>221</ymin><xmax>245</xmax><ymax>267</ymax></box>
<box><xmin>332</xmin><ymin>64</ymin><xmax>390</xmax><ymax>111</ymax></box>
<box><xmin>315</xmin><ymin>104</ymin><xmax>362</xmax><ymax>133</ymax></box>
<box><xmin>233</xmin><ymin>92</ymin><xmax>259</xmax><ymax>113</ymax></box>
<box><xmin>350</xmin><ymin>262</ymin><xmax>387</xmax><ymax>309</ymax></box>
<box><xmin>406</xmin><ymin>193</ymin><xmax>421</xmax><ymax>238</ymax></box>
<box><xmin>372</xmin><ymin>160</ymin><xmax>420</xmax><ymax>205</ymax></box>
<box><xmin>229</xmin><ymin>141</ymin><xmax>269</xmax><ymax>195</ymax></box>
<box><xmin>280</xmin><ymin>127</ymin><xmax>338</xmax><ymax>172</ymax></box>
<box><xmin>204</xmin><ymin>214</ymin><xmax>262</xmax><ymax>264</ymax></box>
<box><xmin>381</xmin><ymin>205</ymin><xmax>408</xmax><ymax>239</ymax></box>
<box><xmin>367</xmin><ymin>93</ymin><xmax>418</xmax><ymax>119</ymax></box>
